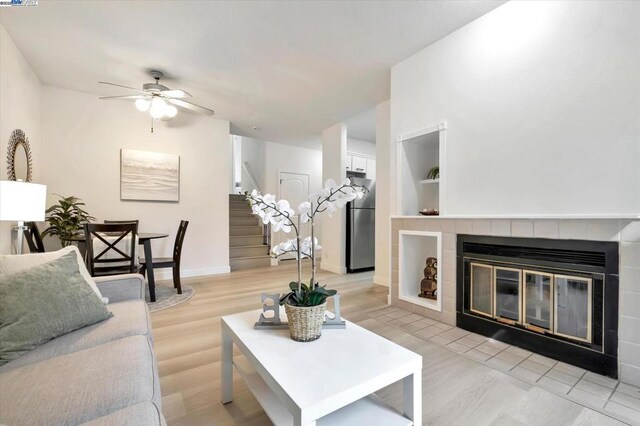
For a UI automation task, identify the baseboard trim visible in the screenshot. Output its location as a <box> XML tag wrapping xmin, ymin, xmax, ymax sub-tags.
<box><xmin>153</xmin><ymin>265</ymin><xmax>231</xmax><ymax>281</ymax></box>
<box><xmin>321</xmin><ymin>263</ymin><xmax>347</xmax><ymax>275</ymax></box>
<box><xmin>373</xmin><ymin>275</ymin><xmax>389</xmax><ymax>287</ymax></box>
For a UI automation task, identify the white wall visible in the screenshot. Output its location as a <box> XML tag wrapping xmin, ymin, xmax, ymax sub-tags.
<box><xmin>374</xmin><ymin>100</ymin><xmax>391</xmax><ymax>286</ymax></box>
<box><xmin>347</xmin><ymin>138</ymin><xmax>376</xmax><ymax>157</ymax></box>
<box><xmin>40</xmin><ymin>85</ymin><xmax>231</xmax><ymax>277</ymax></box>
<box><xmin>391</xmin><ymin>1</ymin><xmax>640</xmax><ymax>217</ymax></box>
<box><xmin>0</xmin><ymin>25</ymin><xmax>43</xmax><ymax>254</ymax></box>
<box><xmin>321</xmin><ymin>123</ymin><xmax>347</xmax><ymax>274</ymax></box>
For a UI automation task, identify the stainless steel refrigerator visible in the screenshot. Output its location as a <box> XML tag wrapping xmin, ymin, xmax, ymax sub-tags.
<box><xmin>346</xmin><ymin>177</ymin><xmax>375</xmax><ymax>272</ymax></box>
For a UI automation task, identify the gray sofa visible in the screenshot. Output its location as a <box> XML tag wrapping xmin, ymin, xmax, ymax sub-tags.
<box><xmin>0</xmin><ymin>274</ymin><xmax>165</xmax><ymax>426</ymax></box>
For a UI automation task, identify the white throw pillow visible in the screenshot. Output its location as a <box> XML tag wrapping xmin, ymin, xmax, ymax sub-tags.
<box><xmin>0</xmin><ymin>246</ymin><xmax>109</xmax><ymax>304</ymax></box>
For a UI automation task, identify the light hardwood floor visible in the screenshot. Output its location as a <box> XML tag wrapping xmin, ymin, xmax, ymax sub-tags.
<box><xmin>152</xmin><ymin>264</ymin><xmax>636</xmax><ymax>425</ymax></box>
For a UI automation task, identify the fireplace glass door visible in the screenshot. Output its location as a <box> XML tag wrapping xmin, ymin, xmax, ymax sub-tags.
<box><xmin>554</xmin><ymin>275</ymin><xmax>592</xmax><ymax>343</ymax></box>
<box><xmin>524</xmin><ymin>271</ymin><xmax>553</xmax><ymax>331</ymax></box>
<box><xmin>494</xmin><ymin>267</ymin><xmax>521</xmax><ymax>323</ymax></box>
<box><xmin>470</xmin><ymin>263</ymin><xmax>493</xmax><ymax>317</ymax></box>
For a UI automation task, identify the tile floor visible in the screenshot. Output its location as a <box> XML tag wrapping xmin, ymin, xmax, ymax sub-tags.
<box><xmin>364</xmin><ymin>305</ymin><xmax>640</xmax><ymax>425</ymax></box>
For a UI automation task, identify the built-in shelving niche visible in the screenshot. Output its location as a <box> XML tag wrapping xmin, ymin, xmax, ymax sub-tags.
<box><xmin>397</xmin><ymin>122</ymin><xmax>446</xmax><ymax>216</ymax></box>
<box><xmin>399</xmin><ymin>230</ymin><xmax>442</xmax><ymax>312</ymax></box>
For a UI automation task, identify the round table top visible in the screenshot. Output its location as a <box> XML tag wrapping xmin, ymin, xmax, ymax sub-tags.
<box><xmin>63</xmin><ymin>232</ymin><xmax>169</xmax><ymax>242</ymax></box>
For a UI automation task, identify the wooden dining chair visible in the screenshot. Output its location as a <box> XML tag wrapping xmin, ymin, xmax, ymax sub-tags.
<box><xmin>25</xmin><ymin>222</ymin><xmax>46</xmax><ymax>253</ymax></box>
<box><xmin>84</xmin><ymin>222</ymin><xmax>139</xmax><ymax>277</ymax></box>
<box><xmin>104</xmin><ymin>219</ymin><xmax>140</xmax><ymax>226</ymax></box>
<box><xmin>141</xmin><ymin>220</ymin><xmax>189</xmax><ymax>294</ymax></box>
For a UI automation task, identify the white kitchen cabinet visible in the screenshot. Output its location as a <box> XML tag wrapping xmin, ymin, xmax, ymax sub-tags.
<box><xmin>351</xmin><ymin>156</ymin><xmax>367</xmax><ymax>174</ymax></box>
<box><xmin>345</xmin><ymin>155</ymin><xmax>353</xmax><ymax>172</ymax></box>
<box><xmin>366</xmin><ymin>158</ymin><xmax>376</xmax><ymax>180</ymax></box>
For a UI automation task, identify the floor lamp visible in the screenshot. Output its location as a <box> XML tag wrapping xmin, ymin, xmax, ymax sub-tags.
<box><xmin>0</xmin><ymin>181</ymin><xmax>47</xmax><ymax>254</ymax></box>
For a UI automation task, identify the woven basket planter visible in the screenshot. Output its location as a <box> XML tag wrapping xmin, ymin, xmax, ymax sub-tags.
<box><xmin>285</xmin><ymin>302</ymin><xmax>327</xmax><ymax>342</ymax></box>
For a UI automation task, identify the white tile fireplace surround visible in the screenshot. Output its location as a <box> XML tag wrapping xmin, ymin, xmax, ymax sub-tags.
<box><xmin>390</xmin><ymin>217</ymin><xmax>640</xmax><ymax>387</ymax></box>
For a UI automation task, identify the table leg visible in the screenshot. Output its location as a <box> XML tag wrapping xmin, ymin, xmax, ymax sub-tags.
<box><xmin>293</xmin><ymin>411</ymin><xmax>316</xmax><ymax>426</ymax></box>
<box><xmin>143</xmin><ymin>240</ymin><xmax>156</xmax><ymax>302</ymax></box>
<box><xmin>403</xmin><ymin>370</ymin><xmax>422</xmax><ymax>425</ymax></box>
<box><xmin>221</xmin><ymin>324</ymin><xmax>233</xmax><ymax>404</ymax></box>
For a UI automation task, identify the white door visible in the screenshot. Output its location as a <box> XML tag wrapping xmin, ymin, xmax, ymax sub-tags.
<box><xmin>276</xmin><ymin>172</ymin><xmax>310</xmax><ymax>259</ymax></box>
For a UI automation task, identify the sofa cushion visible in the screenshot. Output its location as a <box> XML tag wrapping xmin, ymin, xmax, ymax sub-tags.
<box><xmin>0</xmin><ymin>245</ymin><xmax>108</xmax><ymax>303</ymax></box>
<box><xmin>0</xmin><ymin>335</ymin><xmax>161</xmax><ymax>426</ymax></box>
<box><xmin>0</xmin><ymin>251</ymin><xmax>113</xmax><ymax>366</ymax></box>
<box><xmin>0</xmin><ymin>300</ymin><xmax>151</xmax><ymax>373</ymax></box>
<box><xmin>80</xmin><ymin>402</ymin><xmax>166</xmax><ymax>426</ymax></box>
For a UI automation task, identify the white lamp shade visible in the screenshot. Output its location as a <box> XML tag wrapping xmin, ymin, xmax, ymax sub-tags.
<box><xmin>0</xmin><ymin>181</ymin><xmax>47</xmax><ymax>222</ymax></box>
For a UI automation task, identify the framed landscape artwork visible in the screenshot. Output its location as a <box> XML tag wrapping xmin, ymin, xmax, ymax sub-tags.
<box><xmin>120</xmin><ymin>149</ymin><xmax>180</xmax><ymax>202</ymax></box>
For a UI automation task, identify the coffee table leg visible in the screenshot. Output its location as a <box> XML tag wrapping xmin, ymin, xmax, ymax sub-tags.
<box><xmin>221</xmin><ymin>324</ymin><xmax>233</xmax><ymax>404</ymax></box>
<box><xmin>403</xmin><ymin>370</ymin><xmax>422</xmax><ymax>425</ymax></box>
<box><xmin>293</xmin><ymin>411</ymin><xmax>316</xmax><ymax>426</ymax></box>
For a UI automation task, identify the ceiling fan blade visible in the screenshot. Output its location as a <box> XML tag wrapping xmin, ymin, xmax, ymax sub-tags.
<box><xmin>169</xmin><ymin>98</ymin><xmax>214</xmax><ymax>116</ymax></box>
<box><xmin>98</xmin><ymin>81</ymin><xmax>148</xmax><ymax>95</ymax></box>
<box><xmin>99</xmin><ymin>95</ymin><xmax>148</xmax><ymax>100</ymax></box>
<box><xmin>161</xmin><ymin>89</ymin><xmax>192</xmax><ymax>98</ymax></box>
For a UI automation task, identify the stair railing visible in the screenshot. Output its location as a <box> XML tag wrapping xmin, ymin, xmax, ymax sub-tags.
<box><xmin>241</xmin><ymin>161</ymin><xmax>269</xmax><ymax>250</ymax></box>
<box><xmin>242</xmin><ymin>161</ymin><xmax>262</xmax><ymax>193</ymax></box>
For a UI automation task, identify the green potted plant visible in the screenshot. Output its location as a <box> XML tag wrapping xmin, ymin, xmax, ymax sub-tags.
<box><xmin>42</xmin><ymin>195</ymin><xmax>95</xmax><ymax>247</ymax></box>
<box><xmin>246</xmin><ymin>179</ymin><xmax>367</xmax><ymax>342</ymax></box>
<box><xmin>427</xmin><ymin>166</ymin><xmax>439</xmax><ymax>180</ymax></box>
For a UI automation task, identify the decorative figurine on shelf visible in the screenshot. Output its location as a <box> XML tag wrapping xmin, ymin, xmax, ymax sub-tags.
<box><xmin>419</xmin><ymin>256</ymin><xmax>438</xmax><ymax>300</ymax></box>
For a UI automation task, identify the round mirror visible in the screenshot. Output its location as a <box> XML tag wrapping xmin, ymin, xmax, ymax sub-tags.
<box><xmin>7</xmin><ymin>129</ymin><xmax>33</xmax><ymax>182</ymax></box>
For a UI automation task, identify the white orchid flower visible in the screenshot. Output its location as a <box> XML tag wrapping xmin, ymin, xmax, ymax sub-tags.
<box><xmin>276</xmin><ymin>199</ymin><xmax>294</xmax><ymax>217</ymax></box>
<box><xmin>298</xmin><ymin>201</ymin><xmax>312</xmax><ymax>223</ymax></box>
<box><xmin>262</xmin><ymin>193</ymin><xmax>276</xmax><ymax>206</ymax></box>
<box><xmin>324</xmin><ymin>178</ymin><xmax>337</xmax><ymax>191</ymax></box>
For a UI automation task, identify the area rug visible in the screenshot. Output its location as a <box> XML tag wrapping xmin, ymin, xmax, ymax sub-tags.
<box><xmin>145</xmin><ymin>283</ymin><xmax>195</xmax><ymax>313</ymax></box>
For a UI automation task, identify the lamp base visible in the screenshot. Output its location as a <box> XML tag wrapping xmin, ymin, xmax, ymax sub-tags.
<box><xmin>13</xmin><ymin>221</ymin><xmax>27</xmax><ymax>255</ymax></box>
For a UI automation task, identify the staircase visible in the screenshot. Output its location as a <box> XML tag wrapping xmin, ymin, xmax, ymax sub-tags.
<box><xmin>229</xmin><ymin>194</ymin><xmax>271</xmax><ymax>270</ymax></box>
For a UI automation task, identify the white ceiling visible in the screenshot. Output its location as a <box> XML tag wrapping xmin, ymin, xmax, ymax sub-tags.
<box><xmin>0</xmin><ymin>1</ymin><xmax>505</xmax><ymax>147</ymax></box>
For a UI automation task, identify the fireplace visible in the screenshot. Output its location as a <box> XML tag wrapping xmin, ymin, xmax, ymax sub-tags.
<box><xmin>456</xmin><ymin>235</ymin><xmax>619</xmax><ymax>377</ymax></box>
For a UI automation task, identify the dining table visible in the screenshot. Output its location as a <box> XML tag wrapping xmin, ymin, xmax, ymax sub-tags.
<box><xmin>64</xmin><ymin>232</ymin><xmax>168</xmax><ymax>302</ymax></box>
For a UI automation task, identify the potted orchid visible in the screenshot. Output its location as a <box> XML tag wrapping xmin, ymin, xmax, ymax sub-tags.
<box><xmin>246</xmin><ymin>178</ymin><xmax>367</xmax><ymax>342</ymax></box>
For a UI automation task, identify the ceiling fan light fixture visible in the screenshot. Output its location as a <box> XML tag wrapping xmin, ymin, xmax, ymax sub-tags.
<box><xmin>149</xmin><ymin>97</ymin><xmax>167</xmax><ymax>119</ymax></box>
<box><xmin>165</xmin><ymin>104</ymin><xmax>178</xmax><ymax>118</ymax></box>
<box><xmin>135</xmin><ymin>98</ymin><xmax>150</xmax><ymax>111</ymax></box>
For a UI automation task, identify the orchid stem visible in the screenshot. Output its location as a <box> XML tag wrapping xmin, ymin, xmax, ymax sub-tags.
<box><xmin>310</xmin><ymin>202</ymin><xmax>316</xmax><ymax>288</ymax></box>
<box><xmin>296</xmin><ymin>215</ymin><xmax>302</xmax><ymax>292</ymax></box>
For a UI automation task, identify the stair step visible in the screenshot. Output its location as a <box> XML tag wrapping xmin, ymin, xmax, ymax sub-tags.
<box><xmin>230</xmin><ymin>216</ymin><xmax>260</xmax><ymax>226</ymax></box>
<box><xmin>229</xmin><ymin>208</ymin><xmax>255</xmax><ymax>216</ymax></box>
<box><xmin>230</xmin><ymin>245</ymin><xmax>270</xmax><ymax>258</ymax></box>
<box><xmin>230</xmin><ymin>201</ymin><xmax>250</xmax><ymax>209</ymax></box>
<box><xmin>230</xmin><ymin>255</ymin><xmax>272</xmax><ymax>271</ymax></box>
<box><xmin>229</xmin><ymin>194</ymin><xmax>246</xmax><ymax>201</ymax></box>
<box><xmin>230</xmin><ymin>226</ymin><xmax>262</xmax><ymax>236</ymax></box>
<box><xmin>230</xmin><ymin>235</ymin><xmax>264</xmax><ymax>247</ymax></box>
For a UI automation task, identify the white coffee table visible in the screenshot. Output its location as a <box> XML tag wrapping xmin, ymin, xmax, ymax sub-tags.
<box><xmin>221</xmin><ymin>309</ymin><xmax>422</xmax><ymax>426</ymax></box>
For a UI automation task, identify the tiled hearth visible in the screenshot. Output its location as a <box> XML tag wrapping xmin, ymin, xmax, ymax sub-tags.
<box><xmin>390</xmin><ymin>217</ymin><xmax>640</xmax><ymax>387</ymax></box>
<box><xmin>367</xmin><ymin>305</ymin><xmax>640</xmax><ymax>424</ymax></box>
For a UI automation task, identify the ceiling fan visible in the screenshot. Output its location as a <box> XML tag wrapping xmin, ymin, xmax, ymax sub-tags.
<box><xmin>99</xmin><ymin>70</ymin><xmax>214</xmax><ymax>128</ymax></box>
